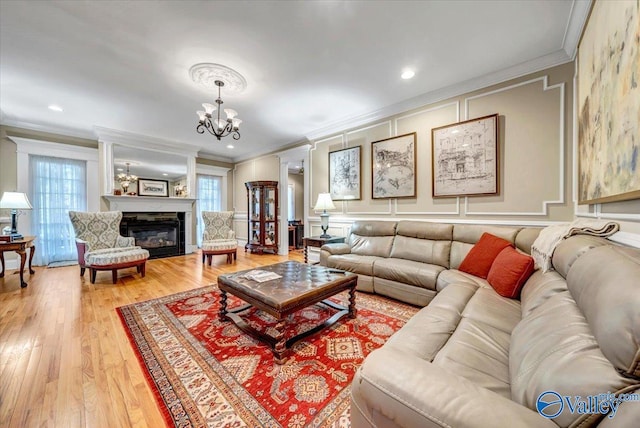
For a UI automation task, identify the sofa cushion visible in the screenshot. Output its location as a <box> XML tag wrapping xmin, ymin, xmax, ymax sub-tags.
<box><xmin>390</xmin><ymin>235</ymin><xmax>451</xmax><ymax>267</ymax></box>
<box><xmin>373</xmin><ymin>258</ymin><xmax>445</xmax><ymax>290</ymax></box>
<box><xmin>387</xmin><ymin>283</ymin><xmax>521</xmax><ymax>398</ymax></box>
<box><xmin>487</xmin><ymin>247</ymin><xmax>534</xmax><ymax>299</ymax></box>
<box><xmin>349</xmin><ymin>234</ymin><xmax>395</xmax><ymax>258</ymax></box>
<box><xmin>325</xmin><ymin>254</ymin><xmax>383</xmax><ymax>276</ymax></box>
<box><xmin>458</xmin><ymin>233</ymin><xmax>512</xmax><ymax>279</ymax></box>
<box><xmin>436</xmin><ymin>269</ymin><xmax>489</xmax><ymax>291</ymax></box>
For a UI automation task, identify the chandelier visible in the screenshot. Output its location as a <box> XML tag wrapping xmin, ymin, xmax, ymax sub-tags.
<box><xmin>191</xmin><ymin>63</ymin><xmax>246</xmax><ymax>142</ymax></box>
<box><xmin>196</xmin><ymin>80</ymin><xmax>242</xmax><ymax>140</ymax></box>
<box><xmin>117</xmin><ymin>163</ymin><xmax>138</xmax><ymax>193</ymax></box>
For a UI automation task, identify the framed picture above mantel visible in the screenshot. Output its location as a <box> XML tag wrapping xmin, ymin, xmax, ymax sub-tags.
<box><xmin>431</xmin><ymin>114</ymin><xmax>499</xmax><ymax>198</ymax></box>
<box><xmin>137</xmin><ymin>178</ymin><xmax>169</xmax><ymax>197</ymax></box>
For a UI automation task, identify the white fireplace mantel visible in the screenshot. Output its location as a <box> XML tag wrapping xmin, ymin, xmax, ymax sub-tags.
<box><xmin>103</xmin><ymin>195</ymin><xmax>197</xmax><ymax>253</ymax></box>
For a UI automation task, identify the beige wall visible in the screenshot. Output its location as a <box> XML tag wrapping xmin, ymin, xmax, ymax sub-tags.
<box><xmin>288</xmin><ymin>172</ymin><xmax>304</xmax><ymax>221</ymax></box>
<box><xmin>306</xmin><ymin>63</ymin><xmax>576</xmax><ymax>237</ymax></box>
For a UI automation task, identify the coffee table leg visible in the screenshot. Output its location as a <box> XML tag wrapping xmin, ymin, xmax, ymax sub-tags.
<box><xmin>218</xmin><ymin>290</ymin><xmax>228</xmax><ymax>321</ymax></box>
<box><xmin>348</xmin><ymin>286</ymin><xmax>357</xmax><ymax>319</ymax></box>
<box><xmin>274</xmin><ymin>318</ymin><xmax>287</xmax><ymax>364</ymax></box>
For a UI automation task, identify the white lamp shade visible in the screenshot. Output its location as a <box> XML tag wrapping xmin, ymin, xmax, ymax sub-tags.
<box><xmin>224</xmin><ymin>108</ymin><xmax>238</xmax><ymax>119</ymax></box>
<box><xmin>0</xmin><ymin>192</ymin><xmax>33</xmax><ymax>209</ymax></box>
<box><xmin>202</xmin><ymin>103</ymin><xmax>216</xmax><ymax>115</ymax></box>
<box><xmin>231</xmin><ymin>118</ymin><xmax>242</xmax><ymax>129</ymax></box>
<box><xmin>196</xmin><ymin>110</ymin><xmax>206</xmax><ymax>121</ymax></box>
<box><xmin>215</xmin><ymin>118</ymin><xmax>227</xmax><ymax>130</ymax></box>
<box><xmin>313</xmin><ymin>193</ymin><xmax>336</xmax><ymax>211</ymax></box>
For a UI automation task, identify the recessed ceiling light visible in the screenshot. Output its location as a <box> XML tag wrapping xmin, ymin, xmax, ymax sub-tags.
<box><xmin>227</xmin><ymin>144</ymin><xmax>234</xmax><ymax>149</ymax></box>
<box><xmin>48</xmin><ymin>104</ymin><xmax>63</xmax><ymax>112</ymax></box>
<box><xmin>401</xmin><ymin>70</ymin><xmax>415</xmax><ymax>80</ymax></box>
<box><xmin>162</xmin><ymin>173</ymin><xmax>168</xmax><ymax>176</ymax></box>
<box><xmin>116</xmin><ymin>168</ymin><xmax>124</xmax><ymax>172</ymax></box>
<box><xmin>451</xmin><ymin>130</ymin><xmax>460</xmax><ymax>134</ymax></box>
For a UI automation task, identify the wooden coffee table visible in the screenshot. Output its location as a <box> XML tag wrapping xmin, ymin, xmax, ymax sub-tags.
<box><xmin>217</xmin><ymin>261</ymin><xmax>357</xmax><ymax>364</ymax></box>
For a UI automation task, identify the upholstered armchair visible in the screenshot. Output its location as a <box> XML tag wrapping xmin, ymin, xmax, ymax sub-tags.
<box><xmin>68</xmin><ymin>211</ymin><xmax>149</xmax><ymax>284</ymax></box>
<box><xmin>201</xmin><ymin>211</ymin><xmax>237</xmax><ymax>264</ymax></box>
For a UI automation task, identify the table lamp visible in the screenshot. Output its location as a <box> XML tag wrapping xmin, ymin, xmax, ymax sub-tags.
<box><xmin>0</xmin><ymin>192</ymin><xmax>33</xmax><ymax>240</ymax></box>
<box><xmin>313</xmin><ymin>193</ymin><xmax>336</xmax><ymax>238</ymax></box>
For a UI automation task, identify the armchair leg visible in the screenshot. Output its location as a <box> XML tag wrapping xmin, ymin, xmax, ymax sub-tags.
<box><xmin>112</xmin><ymin>269</ymin><xmax>118</xmax><ymax>284</ymax></box>
<box><xmin>140</xmin><ymin>262</ymin><xmax>146</xmax><ymax>278</ymax></box>
<box><xmin>80</xmin><ymin>267</ymin><xmax>86</xmax><ymax>277</ymax></box>
<box><xmin>202</xmin><ymin>252</ymin><xmax>205</xmax><ymax>264</ymax></box>
<box><xmin>90</xmin><ymin>268</ymin><xmax>96</xmax><ymax>284</ymax></box>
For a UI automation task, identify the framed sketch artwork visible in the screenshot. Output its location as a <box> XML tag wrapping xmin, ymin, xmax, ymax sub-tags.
<box><xmin>371</xmin><ymin>133</ymin><xmax>416</xmax><ymax>199</ymax></box>
<box><xmin>329</xmin><ymin>146</ymin><xmax>361</xmax><ymax>200</ymax></box>
<box><xmin>138</xmin><ymin>178</ymin><xmax>169</xmax><ymax>197</ymax></box>
<box><xmin>577</xmin><ymin>0</ymin><xmax>640</xmax><ymax>204</ymax></box>
<box><xmin>431</xmin><ymin>114</ymin><xmax>499</xmax><ymax>198</ymax></box>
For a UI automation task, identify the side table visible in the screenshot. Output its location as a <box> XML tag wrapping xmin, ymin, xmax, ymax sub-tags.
<box><xmin>0</xmin><ymin>236</ymin><xmax>36</xmax><ymax>288</ymax></box>
<box><xmin>303</xmin><ymin>235</ymin><xmax>345</xmax><ymax>264</ymax></box>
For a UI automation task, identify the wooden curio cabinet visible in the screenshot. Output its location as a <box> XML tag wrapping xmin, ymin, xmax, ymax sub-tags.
<box><xmin>245</xmin><ymin>181</ymin><xmax>278</xmax><ymax>254</ymax></box>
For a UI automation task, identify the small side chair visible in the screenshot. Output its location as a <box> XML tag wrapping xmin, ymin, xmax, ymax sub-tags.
<box><xmin>68</xmin><ymin>211</ymin><xmax>149</xmax><ymax>284</ymax></box>
<box><xmin>201</xmin><ymin>211</ymin><xmax>237</xmax><ymax>265</ymax></box>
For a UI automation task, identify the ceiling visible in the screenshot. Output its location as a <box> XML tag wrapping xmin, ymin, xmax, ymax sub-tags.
<box><xmin>0</xmin><ymin>1</ymin><xmax>589</xmax><ymax>163</ymax></box>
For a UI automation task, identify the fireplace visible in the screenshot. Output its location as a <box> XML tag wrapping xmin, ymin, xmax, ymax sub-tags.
<box><xmin>120</xmin><ymin>212</ymin><xmax>185</xmax><ymax>259</ymax></box>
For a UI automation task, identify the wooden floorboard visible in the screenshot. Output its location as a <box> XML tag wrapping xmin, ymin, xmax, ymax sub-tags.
<box><xmin>0</xmin><ymin>248</ymin><xmax>304</xmax><ymax>428</ymax></box>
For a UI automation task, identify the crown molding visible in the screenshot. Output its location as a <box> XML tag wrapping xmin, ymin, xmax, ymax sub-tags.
<box><xmin>94</xmin><ymin>126</ymin><xmax>201</xmax><ymax>157</ymax></box>
<box><xmin>562</xmin><ymin>0</ymin><xmax>592</xmax><ymax>60</ymax></box>
<box><xmin>195</xmin><ymin>152</ymin><xmax>234</xmax><ymax>164</ymax></box>
<box><xmin>0</xmin><ymin>117</ymin><xmax>96</xmax><ymax>140</ymax></box>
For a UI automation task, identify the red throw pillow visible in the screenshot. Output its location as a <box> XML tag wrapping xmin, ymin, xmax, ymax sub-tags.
<box><xmin>487</xmin><ymin>246</ymin><xmax>535</xmax><ymax>299</ymax></box>
<box><xmin>458</xmin><ymin>233</ymin><xmax>512</xmax><ymax>279</ymax></box>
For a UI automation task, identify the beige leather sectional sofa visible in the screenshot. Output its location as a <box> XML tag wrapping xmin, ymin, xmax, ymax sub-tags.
<box><xmin>320</xmin><ymin>221</ymin><xmax>640</xmax><ymax>428</ymax></box>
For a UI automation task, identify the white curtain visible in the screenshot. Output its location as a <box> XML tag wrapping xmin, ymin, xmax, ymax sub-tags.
<box><xmin>196</xmin><ymin>174</ymin><xmax>222</xmax><ymax>247</ymax></box>
<box><xmin>29</xmin><ymin>155</ymin><xmax>87</xmax><ymax>265</ymax></box>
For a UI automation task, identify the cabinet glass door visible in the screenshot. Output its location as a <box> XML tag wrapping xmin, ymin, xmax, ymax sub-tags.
<box><xmin>249</xmin><ymin>187</ymin><xmax>261</xmax><ymax>244</ymax></box>
<box><xmin>264</xmin><ymin>186</ymin><xmax>276</xmax><ymax>245</ymax></box>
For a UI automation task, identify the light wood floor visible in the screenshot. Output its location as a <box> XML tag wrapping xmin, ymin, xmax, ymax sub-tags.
<box><xmin>0</xmin><ymin>248</ymin><xmax>304</xmax><ymax>428</ymax></box>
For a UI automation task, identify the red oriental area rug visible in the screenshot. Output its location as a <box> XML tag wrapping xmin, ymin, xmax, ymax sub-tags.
<box><xmin>117</xmin><ymin>286</ymin><xmax>418</xmax><ymax>428</ymax></box>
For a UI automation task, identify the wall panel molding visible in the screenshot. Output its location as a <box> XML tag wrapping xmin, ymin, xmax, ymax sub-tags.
<box><xmin>464</xmin><ymin>76</ymin><xmax>565</xmax><ymax>216</ymax></box>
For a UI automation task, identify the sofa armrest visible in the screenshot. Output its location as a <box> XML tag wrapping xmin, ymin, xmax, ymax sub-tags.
<box><xmin>351</xmin><ymin>348</ymin><xmax>556</xmax><ymax>428</ymax></box>
<box><xmin>321</xmin><ymin>243</ymin><xmax>351</xmax><ymax>255</ymax></box>
<box><xmin>116</xmin><ymin>235</ymin><xmax>135</xmax><ymax>247</ymax></box>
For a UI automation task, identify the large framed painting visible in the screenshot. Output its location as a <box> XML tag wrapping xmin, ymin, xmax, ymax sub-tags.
<box><xmin>371</xmin><ymin>133</ymin><xmax>416</xmax><ymax>199</ymax></box>
<box><xmin>431</xmin><ymin>114</ymin><xmax>499</xmax><ymax>198</ymax></box>
<box><xmin>138</xmin><ymin>178</ymin><xmax>169</xmax><ymax>197</ymax></box>
<box><xmin>329</xmin><ymin>146</ymin><xmax>361</xmax><ymax>200</ymax></box>
<box><xmin>577</xmin><ymin>0</ymin><xmax>640</xmax><ymax>204</ymax></box>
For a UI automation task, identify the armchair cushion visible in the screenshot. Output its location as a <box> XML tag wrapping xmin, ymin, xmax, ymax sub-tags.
<box><xmin>202</xmin><ymin>240</ymin><xmax>237</xmax><ymax>251</ymax></box>
<box><xmin>85</xmin><ymin>247</ymin><xmax>149</xmax><ymax>266</ymax></box>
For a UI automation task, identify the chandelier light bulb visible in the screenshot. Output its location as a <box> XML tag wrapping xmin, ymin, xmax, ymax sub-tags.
<box><xmin>202</xmin><ymin>103</ymin><xmax>216</xmax><ymax>115</ymax></box>
<box><xmin>224</xmin><ymin>108</ymin><xmax>238</xmax><ymax>119</ymax></box>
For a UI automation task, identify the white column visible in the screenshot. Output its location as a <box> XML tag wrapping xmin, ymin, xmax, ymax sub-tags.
<box><xmin>278</xmin><ymin>159</ymin><xmax>289</xmax><ymax>255</ymax></box>
<box><xmin>100</xmin><ymin>141</ymin><xmax>114</xmax><ymax>195</ymax></box>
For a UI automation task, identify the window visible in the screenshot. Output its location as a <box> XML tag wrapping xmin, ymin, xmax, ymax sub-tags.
<box><xmin>29</xmin><ymin>155</ymin><xmax>87</xmax><ymax>265</ymax></box>
<box><xmin>288</xmin><ymin>184</ymin><xmax>295</xmax><ymax>221</ymax></box>
<box><xmin>196</xmin><ymin>174</ymin><xmax>222</xmax><ymax>247</ymax></box>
